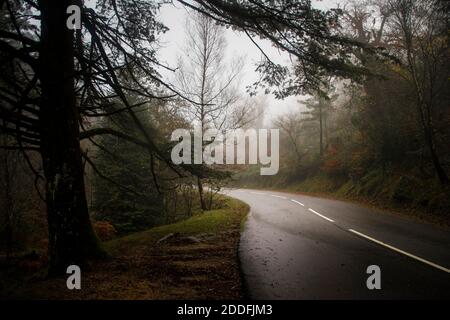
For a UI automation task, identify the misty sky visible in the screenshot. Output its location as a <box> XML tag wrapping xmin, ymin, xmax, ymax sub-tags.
<box><xmin>156</xmin><ymin>0</ymin><xmax>341</xmax><ymax>125</ymax></box>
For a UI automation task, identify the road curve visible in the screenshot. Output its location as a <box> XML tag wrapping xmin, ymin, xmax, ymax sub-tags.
<box><xmin>223</xmin><ymin>188</ymin><xmax>450</xmax><ymax>299</ymax></box>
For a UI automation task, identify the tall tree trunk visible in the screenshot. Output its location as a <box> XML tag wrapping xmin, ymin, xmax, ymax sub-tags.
<box><xmin>197</xmin><ymin>177</ymin><xmax>207</xmax><ymax>211</ymax></box>
<box><xmin>412</xmin><ymin>66</ymin><xmax>449</xmax><ymax>185</ymax></box>
<box><xmin>415</xmin><ymin>90</ymin><xmax>449</xmax><ymax>185</ymax></box>
<box><xmin>319</xmin><ymin>102</ymin><xmax>323</xmax><ymax>157</ymax></box>
<box><xmin>38</xmin><ymin>0</ymin><xmax>103</xmax><ymax>275</ymax></box>
<box><xmin>401</xmin><ymin>11</ymin><xmax>450</xmax><ymax>185</ymax></box>
<box><xmin>1</xmin><ymin>145</ymin><xmax>13</xmax><ymax>260</ymax></box>
<box><xmin>423</xmin><ymin>124</ymin><xmax>449</xmax><ymax>185</ymax></box>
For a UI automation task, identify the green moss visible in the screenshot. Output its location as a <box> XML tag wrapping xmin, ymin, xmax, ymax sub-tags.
<box><xmin>104</xmin><ymin>197</ymin><xmax>249</xmax><ymax>255</ymax></box>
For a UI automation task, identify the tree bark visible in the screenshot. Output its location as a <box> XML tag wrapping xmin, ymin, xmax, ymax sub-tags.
<box><xmin>1</xmin><ymin>145</ymin><xmax>13</xmax><ymax>260</ymax></box>
<box><xmin>38</xmin><ymin>0</ymin><xmax>103</xmax><ymax>275</ymax></box>
<box><xmin>197</xmin><ymin>176</ymin><xmax>207</xmax><ymax>211</ymax></box>
<box><xmin>399</xmin><ymin>4</ymin><xmax>450</xmax><ymax>185</ymax></box>
<box><xmin>423</xmin><ymin>122</ymin><xmax>449</xmax><ymax>185</ymax></box>
<box><xmin>319</xmin><ymin>102</ymin><xmax>323</xmax><ymax>157</ymax></box>
<box><xmin>408</xmin><ymin>56</ymin><xmax>449</xmax><ymax>185</ymax></box>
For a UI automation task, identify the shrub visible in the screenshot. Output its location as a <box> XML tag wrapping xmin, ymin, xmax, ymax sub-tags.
<box><xmin>93</xmin><ymin>221</ymin><xmax>117</xmax><ymax>241</ymax></box>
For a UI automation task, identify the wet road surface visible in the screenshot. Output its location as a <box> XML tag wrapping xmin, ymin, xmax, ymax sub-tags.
<box><xmin>223</xmin><ymin>189</ymin><xmax>450</xmax><ymax>299</ymax></box>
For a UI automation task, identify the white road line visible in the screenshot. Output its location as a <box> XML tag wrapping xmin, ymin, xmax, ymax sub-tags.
<box><xmin>348</xmin><ymin>229</ymin><xmax>450</xmax><ymax>274</ymax></box>
<box><xmin>250</xmin><ymin>192</ymin><xmax>265</xmax><ymax>195</ymax></box>
<box><xmin>291</xmin><ymin>199</ymin><xmax>305</xmax><ymax>206</ymax></box>
<box><xmin>308</xmin><ymin>208</ymin><xmax>335</xmax><ymax>223</ymax></box>
<box><xmin>271</xmin><ymin>195</ymin><xmax>287</xmax><ymax>199</ymax></box>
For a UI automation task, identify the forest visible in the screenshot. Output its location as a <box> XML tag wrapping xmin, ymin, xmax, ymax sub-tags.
<box><xmin>237</xmin><ymin>0</ymin><xmax>450</xmax><ymax>223</ymax></box>
<box><xmin>0</xmin><ymin>0</ymin><xmax>449</xmax><ymax>300</ymax></box>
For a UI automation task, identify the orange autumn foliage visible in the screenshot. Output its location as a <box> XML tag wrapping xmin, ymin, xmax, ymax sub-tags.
<box><xmin>93</xmin><ymin>221</ymin><xmax>117</xmax><ymax>241</ymax></box>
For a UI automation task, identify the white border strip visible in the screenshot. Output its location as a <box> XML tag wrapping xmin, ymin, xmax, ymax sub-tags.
<box><xmin>291</xmin><ymin>199</ymin><xmax>305</xmax><ymax>206</ymax></box>
<box><xmin>308</xmin><ymin>208</ymin><xmax>335</xmax><ymax>223</ymax></box>
<box><xmin>271</xmin><ymin>195</ymin><xmax>287</xmax><ymax>199</ymax></box>
<box><xmin>348</xmin><ymin>229</ymin><xmax>450</xmax><ymax>274</ymax></box>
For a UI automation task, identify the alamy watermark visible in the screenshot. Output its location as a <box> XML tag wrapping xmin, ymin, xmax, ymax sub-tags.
<box><xmin>366</xmin><ymin>265</ymin><xmax>381</xmax><ymax>290</ymax></box>
<box><xmin>66</xmin><ymin>265</ymin><xmax>81</xmax><ymax>290</ymax></box>
<box><xmin>66</xmin><ymin>5</ymin><xmax>81</xmax><ymax>30</ymax></box>
<box><xmin>171</xmin><ymin>127</ymin><xmax>279</xmax><ymax>175</ymax></box>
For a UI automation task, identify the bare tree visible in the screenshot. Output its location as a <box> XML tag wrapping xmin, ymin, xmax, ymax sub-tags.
<box><xmin>340</xmin><ymin>0</ymin><xmax>392</xmax><ymax>48</ymax></box>
<box><xmin>176</xmin><ymin>12</ymin><xmax>243</xmax><ymax>210</ymax></box>
<box><xmin>273</xmin><ymin>112</ymin><xmax>305</xmax><ymax>164</ymax></box>
<box><xmin>340</xmin><ymin>0</ymin><xmax>449</xmax><ymax>184</ymax></box>
<box><xmin>386</xmin><ymin>0</ymin><xmax>449</xmax><ymax>184</ymax></box>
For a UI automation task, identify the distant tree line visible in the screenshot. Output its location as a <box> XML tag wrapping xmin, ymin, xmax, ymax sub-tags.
<box><xmin>241</xmin><ymin>0</ymin><xmax>449</xmax><ymax>216</ymax></box>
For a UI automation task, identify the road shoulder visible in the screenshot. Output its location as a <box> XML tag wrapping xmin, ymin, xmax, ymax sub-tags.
<box><xmin>1</xmin><ymin>197</ymin><xmax>249</xmax><ymax>299</ymax></box>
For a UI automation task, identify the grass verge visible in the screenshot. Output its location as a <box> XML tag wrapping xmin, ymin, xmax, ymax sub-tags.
<box><xmin>0</xmin><ymin>197</ymin><xmax>249</xmax><ymax>299</ymax></box>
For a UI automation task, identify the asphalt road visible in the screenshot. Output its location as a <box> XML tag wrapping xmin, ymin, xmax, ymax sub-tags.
<box><xmin>223</xmin><ymin>189</ymin><xmax>450</xmax><ymax>299</ymax></box>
